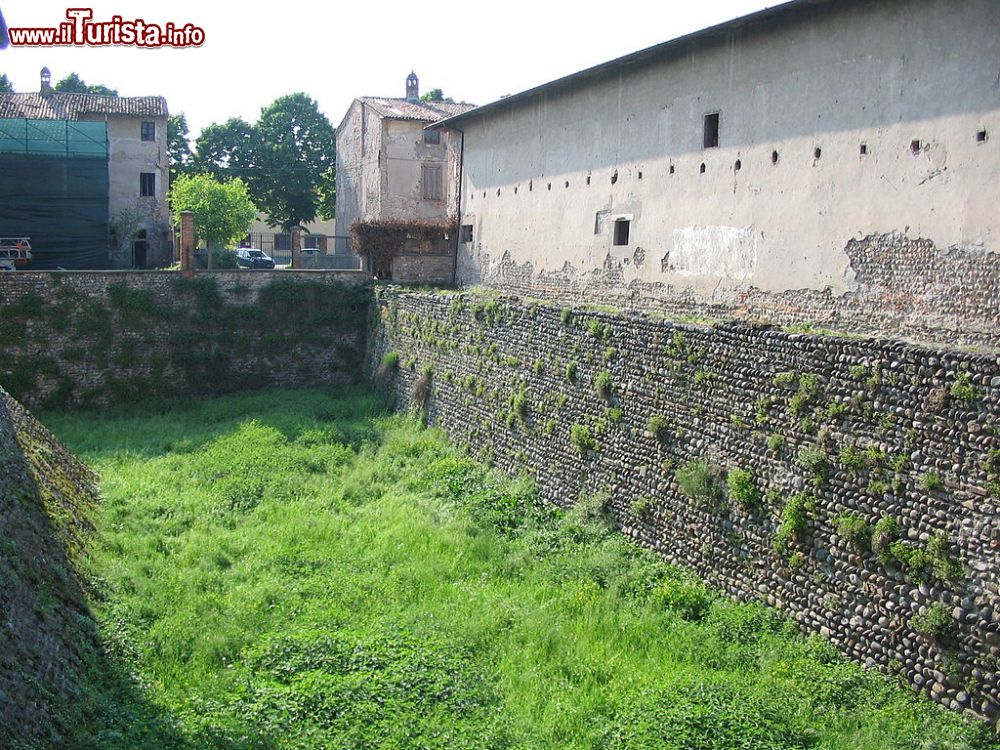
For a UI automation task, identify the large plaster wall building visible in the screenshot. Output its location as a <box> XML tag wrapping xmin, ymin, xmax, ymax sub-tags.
<box><xmin>335</xmin><ymin>74</ymin><xmax>474</xmax><ymax>279</ymax></box>
<box><xmin>437</xmin><ymin>0</ymin><xmax>1000</xmax><ymax>345</ymax></box>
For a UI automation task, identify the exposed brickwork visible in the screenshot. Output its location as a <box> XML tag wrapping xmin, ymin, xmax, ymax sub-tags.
<box><xmin>371</xmin><ymin>287</ymin><xmax>1000</xmax><ymax>726</ymax></box>
<box><xmin>469</xmin><ymin>233</ymin><xmax>1000</xmax><ymax>349</ymax></box>
<box><xmin>0</xmin><ymin>270</ymin><xmax>370</xmax><ymax>408</ymax></box>
<box><xmin>392</xmin><ymin>250</ymin><xmax>454</xmax><ymax>284</ymax></box>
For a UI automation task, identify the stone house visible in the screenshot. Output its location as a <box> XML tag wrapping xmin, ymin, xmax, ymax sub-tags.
<box><xmin>0</xmin><ymin>67</ymin><xmax>170</xmax><ymax>269</ymax></box>
<box><xmin>334</xmin><ymin>73</ymin><xmax>474</xmax><ymax>281</ymax></box>
<box><xmin>434</xmin><ymin>0</ymin><xmax>1000</xmax><ymax>345</ymax></box>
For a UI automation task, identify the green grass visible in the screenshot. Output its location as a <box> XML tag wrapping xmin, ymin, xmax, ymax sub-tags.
<box><xmin>40</xmin><ymin>388</ymin><xmax>998</xmax><ymax>750</ymax></box>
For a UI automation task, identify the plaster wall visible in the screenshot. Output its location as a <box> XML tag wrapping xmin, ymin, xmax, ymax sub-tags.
<box><xmin>82</xmin><ymin>113</ymin><xmax>170</xmax><ymax>266</ymax></box>
<box><xmin>455</xmin><ymin>0</ymin><xmax>1000</xmax><ymax>344</ymax></box>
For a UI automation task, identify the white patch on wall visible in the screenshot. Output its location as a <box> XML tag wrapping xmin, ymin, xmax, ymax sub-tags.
<box><xmin>669</xmin><ymin>226</ymin><xmax>757</xmax><ymax>280</ymax></box>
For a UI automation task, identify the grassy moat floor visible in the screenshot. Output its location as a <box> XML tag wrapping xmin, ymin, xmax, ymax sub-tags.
<box><xmin>41</xmin><ymin>388</ymin><xmax>999</xmax><ymax>749</ymax></box>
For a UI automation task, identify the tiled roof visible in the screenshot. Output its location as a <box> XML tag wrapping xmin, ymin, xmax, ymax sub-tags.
<box><xmin>0</xmin><ymin>92</ymin><xmax>168</xmax><ymax>120</ymax></box>
<box><xmin>358</xmin><ymin>97</ymin><xmax>475</xmax><ymax>122</ymax></box>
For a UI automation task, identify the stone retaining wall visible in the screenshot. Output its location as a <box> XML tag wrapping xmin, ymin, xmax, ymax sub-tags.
<box><xmin>370</xmin><ymin>286</ymin><xmax>1000</xmax><ymax>726</ymax></box>
<box><xmin>0</xmin><ymin>270</ymin><xmax>370</xmax><ymax>408</ymax></box>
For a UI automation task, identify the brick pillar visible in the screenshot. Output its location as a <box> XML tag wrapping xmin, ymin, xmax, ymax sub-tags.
<box><xmin>180</xmin><ymin>211</ymin><xmax>195</xmax><ymax>278</ymax></box>
<box><xmin>290</xmin><ymin>226</ymin><xmax>302</xmax><ymax>269</ymax></box>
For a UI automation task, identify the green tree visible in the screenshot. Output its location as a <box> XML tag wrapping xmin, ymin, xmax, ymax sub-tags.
<box><xmin>169</xmin><ymin>174</ymin><xmax>256</xmax><ymax>268</ymax></box>
<box><xmin>0</xmin><ymin>74</ymin><xmax>13</xmax><ymax>93</ymax></box>
<box><xmin>420</xmin><ymin>88</ymin><xmax>454</xmax><ymax>103</ymax></box>
<box><xmin>167</xmin><ymin>113</ymin><xmax>192</xmax><ymax>183</ymax></box>
<box><xmin>253</xmin><ymin>93</ymin><xmax>336</xmax><ymax>229</ymax></box>
<box><xmin>191</xmin><ymin>94</ymin><xmax>336</xmax><ymax>231</ymax></box>
<box><xmin>191</xmin><ymin>117</ymin><xmax>258</xmax><ymax>179</ymax></box>
<box><xmin>54</xmin><ymin>72</ymin><xmax>118</xmax><ymax>96</ymax></box>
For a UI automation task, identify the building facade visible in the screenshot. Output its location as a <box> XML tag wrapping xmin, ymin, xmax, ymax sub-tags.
<box><xmin>0</xmin><ymin>68</ymin><xmax>170</xmax><ymax>269</ymax></box>
<box><xmin>334</xmin><ymin>74</ymin><xmax>474</xmax><ymax>280</ymax></box>
<box><xmin>437</xmin><ymin>0</ymin><xmax>1000</xmax><ymax>345</ymax></box>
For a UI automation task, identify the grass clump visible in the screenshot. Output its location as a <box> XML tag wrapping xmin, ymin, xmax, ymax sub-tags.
<box><xmin>949</xmin><ymin>371</ymin><xmax>976</xmax><ymax>404</ymax></box>
<box><xmin>726</xmin><ymin>468</ymin><xmax>760</xmax><ymax>509</ymax></box>
<box><xmin>911</xmin><ymin>602</ymin><xmax>955</xmax><ymax>640</ymax></box>
<box><xmin>676</xmin><ymin>460</ymin><xmax>725</xmax><ymax>506</ymax></box>
<box><xmin>773</xmin><ymin>492</ymin><xmax>814</xmax><ymax>558</ymax></box>
<box><xmin>570</xmin><ymin>423</ymin><xmax>597</xmax><ymax>454</ymax></box>
<box><xmin>594</xmin><ymin>370</ymin><xmax>613</xmax><ymax>400</ymax></box>
<box><xmin>797</xmin><ymin>446</ymin><xmax>830</xmax><ymax>487</ymax></box>
<box><xmin>833</xmin><ymin>512</ymin><xmax>869</xmax><ymax>551</ymax></box>
<box><xmin>565</xmin><ymin>361</ymin><xmax>578</xmax><ymax>383</ymax></box>
<box><xmin>647</xmin><ymin>414</ymin><xmax>670</xmax><ymax>443</ymax></box>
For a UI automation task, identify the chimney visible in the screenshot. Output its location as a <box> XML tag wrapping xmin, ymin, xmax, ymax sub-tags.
<box><xmin>40</xmin><ymin>67</ymin><xmax>52</xmax><ymax>95</ymax></box>
<box><xmin>406</xmin><ymin>71</ymin><xmax>419</xmax><ymax>102</ymax></box>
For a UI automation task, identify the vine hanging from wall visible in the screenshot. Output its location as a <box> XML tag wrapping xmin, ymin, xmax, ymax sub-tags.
<box><xmin>350</xmin><ymin>218</ymin><xmax>456</xmax><ymax>279</ymax></box>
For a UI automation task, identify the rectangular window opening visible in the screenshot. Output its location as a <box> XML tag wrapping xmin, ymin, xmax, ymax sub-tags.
<box><xmin>703</xmin><ymin>112</ymin><xmax>719</xmax><ymax>149</ymax></box>
<box><xmin>423</xmin><ymin>129</ymin><xmax>441</xmax><ymax>145</ymax></box>
<box><xmin>139</xmin><ymin>172</ymin><xmax>155</xmax><ymax>197</ymax></box>
<box><xmin>613</xmin><ymin>218</ymin><xmax>630</xmax><ymax>246</ymax></box>
<box><xmin>460</xmin><ymin>224</ymin><xmax>473</xmax><ymax>243</ymax></box>
<box><xmin>421</xmin><ymin>165</ymin><xmax>443</xmax><ymax>201</ymax></box>
<box><xmin>141</xmin><ymin>121</ymin><xmax>155</xmax><ymax>141</ymax></box>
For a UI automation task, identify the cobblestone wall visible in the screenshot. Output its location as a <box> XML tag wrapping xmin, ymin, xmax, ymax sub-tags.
<box><xmin>370</xmin><ymin>286</ymin><xmax>1000</xmax><ymax>726</ymax></box>
<box><xmin>0</xmin><ymin>270</ymin><xmax>370</xmax><ymax>408</ymax></box>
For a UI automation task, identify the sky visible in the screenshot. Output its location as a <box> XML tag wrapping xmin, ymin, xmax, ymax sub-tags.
<box><xmin>1</xmin><ymin>0</ymin><xmax>776</xmax><ymax>140</ymax></box>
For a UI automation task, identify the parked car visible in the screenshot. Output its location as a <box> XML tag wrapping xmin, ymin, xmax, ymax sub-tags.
<box><xmin>236</xmin><ymin>248</ymin><xmax>276</xmax><ymax>269</ymax></box>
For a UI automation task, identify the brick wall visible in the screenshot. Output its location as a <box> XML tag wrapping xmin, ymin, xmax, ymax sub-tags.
<box><xmin>370</xmin><ymin>286</ymin><xmax>1000</xmax><ymax>726</ymax></box>
<box><xmin>0</xmin><ymin>270</ymin><xmax>370</xmax><ymax>408</ymax></box>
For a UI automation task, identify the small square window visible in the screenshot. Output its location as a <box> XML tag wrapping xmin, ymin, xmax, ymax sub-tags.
<box><xmin>613</xmin><ymin>219</ymin><xmax>630</xmax><ymax>246</ymax></box>
<box><xmin>139</xmin><ymin>172</ymin><xmax>155</xmax><ymax>197</ymax></box>
<box><xmin>423</xmin><ymin>129</ymin><xmax>441</xmax><ymax>145</ymax></box>
<box><xmin>141</xmin><ymin>121</ymin><xmax>155</xmax><ymax>141</ymax></box>
<box><xmin>703</xmin><ymin>112</ymin><xmax>719</xmax><ymax>149</ymax></box>
<box><xmin>460</xmin><ymin>224</ymin><xmax>473</xmax><ymax>243</ymax></box>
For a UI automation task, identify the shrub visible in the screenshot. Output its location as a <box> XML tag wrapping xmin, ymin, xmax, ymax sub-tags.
<box><xmin>765</xmin><ymin>433</ymin><xmax>785</xmax><ymax>453</ymax></box>
<box><xmin>773</xmin><ymin>492</ymin><xmax>813</xmax><ymax>558</ymax></box>
<box><xmin>773</xmin><ymin>371</ymin><xmax>797</xmax><ymax>388</ymax></box>
<box><xmin>565</xmin><ymin>361</ymin><xmax>578</xmax><ymax>383</ymax></box>
<box><xmin>594</xmin><ymin>370</ymin><xmax>613</xmax><ymax>400</ymax></box>
<box><xmin>911</xmin><ymin>602</ymin><xmax>955</xmax><ymax>640</ymax></box>
<box><xmin>560</xmin><ymin>307</ymin><xmax>572</xmax><ymax>325</ymax></box>
<box><xmin>676</xmin><ymin>460</ymin><xmax>725</xmax><ymax>506</ymax></box>
<box><xmin>949</xmin><ymin>371</ymin><xmax>976</xmax><ymax>403</ymax></box>
<box><xmin>848</xmin><ymin>364</ymin><xmax>870</xmax><ymax>380</ymax></box>
<box><xmin>570</xmin><ymin>423</ymin><xmax>597</xmax><ymax>454</ymax></box>
<box><xmin>797</xmin><ymin>446</ymin><xmax>830</xmax><ymax>486</ymax></box>
<box><xmin>647</xmin><ymin>415</ymin><xmax>669</xmax><ymax>443</ymax></box>
<box><xmin>511</xmin><ymin>387</ymin><xmax>529</xmax><ymax>423</ymax></box>
<box><xmin>629</xmin><ymin>496</ymin><xmax>653</xmax><ymax>520</ymax></box>
<box><xmin>606</xmin><ymin>407</ymin><xmax>623</xmax><ymax>422</ymax></box>
<box><xmin>833</xmin><ymin>512</ymin><xmax>869</xmax><ymax>551</ymax></box>
<box><xmin>381</xmin><ymin>351</ymin><xmax>400</xmax><ymax>370</ymax></box>
<box><xmin>726</xmin><ymin>468</ymin><xmax>760</xmax><ymax>509</ymax></box>
<box><xmin>654</xmin><ymin>578</ymin><xmax>714</xmax><ymax>621</ymax></box>
<box><xmin>872</xmin><ymin>517</ymin><xmax>900</xmax><ymax>564</ymax></box>
<box><xmin>572</xmin><ymin>490</ymin><xmax>609</xmax><ymax>522</ymax></box>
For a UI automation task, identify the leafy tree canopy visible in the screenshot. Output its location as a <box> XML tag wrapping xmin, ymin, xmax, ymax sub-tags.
<box><xmin>0</xmin><ymin>74</ymin><xmax>13</xmax><ymax>93</ymax></box>
<box><xmin>54</xmin><ymin>72</ymin><xmax>118</xmax><ymax>96</ymax></box>
<box><xmin>169</xmin><ymin>173</ymin><xmax>257</xmax><ymax>252</ymax></box>
<box><xmin>421</xmin><ymin>88</ymin><xmax>454</xmax><ymax>103</ymax></box>
<box><xmin>191</xmin><ymin>94</ymin><xmax>336</xmax><ymax>231</ymax></box>
<box><xmin>167</xmin><ymin>113</ymin><xmax>192</xmax><ymax>183</ymax></box>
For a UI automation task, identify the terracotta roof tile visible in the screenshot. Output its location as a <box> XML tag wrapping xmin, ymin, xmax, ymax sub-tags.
<box><xmin>0</xmin><ymin>92</ymin><xmax>168</xmax><ymax>120</ymax></box>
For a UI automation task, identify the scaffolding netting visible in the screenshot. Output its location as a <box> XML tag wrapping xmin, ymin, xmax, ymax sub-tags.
<box><xmin>0</xmin><ymin>119</ymin><xmax>110</xmax><ymax>269</ymax></box>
